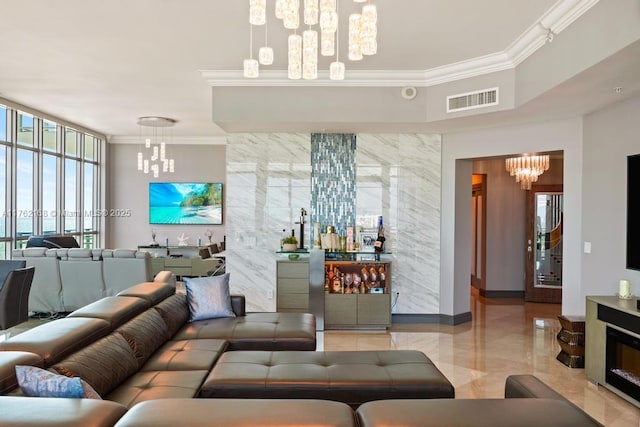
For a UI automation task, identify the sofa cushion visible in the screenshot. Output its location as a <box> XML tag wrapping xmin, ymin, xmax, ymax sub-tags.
<box><xmin>0</xmin><ymin>351</ymin><xmax>44</xmax><ymax>394</ymax></box>
<box><xmin>0</xmin><ymin>317</ymin><xmax>111</xmax><ymax>366</ymax></box>
<box><xmin>355</xmin><ymin>398</ymin><xmax>603</xmax><ymax>427</ymax></box>
<box><xmin>113</xmin><ymin>399</ymin><xmax>357</xmax><ymax>427</ymax></box>
<box><xmin>117</xmin><ymin>282</ymin><xmax>175</xmax><ymax>305</ymax></box>
<box><xmin>153</xmin><ymin>294</ymin><xmax>189</xmax><ymax>337</ymax></box>
<box><xmin>67</xmin><ymin>296</ymin><xmax>150</xmax><ymax>328</ymax></box>
<box><xmin>184</xmin><ymin>273</ymin><xmax>235</xmax><ymax>321</ymax></box>
<box><xmin>0</xmin><ymin>396</ymin><xmax>128</xmax><ymax>427</ymax></box>
<box><xmin>15</xmin><ymin>365</ymin><xmax>101</xmax><ymax>399</ymax></box>
<box><xmin>51</xmin><ymin>333</ymin><xmax>139</xmax><ymax>397</ymax></box>
<box><xmin>174</xmin><ymin>312</ymin><xmax>316</xmax><ymax>351</ymax></box>
<box><xmin>116</xmin><ymin>309</ymin><xmax>170</xmax><ymax>368</ymax></box>
<box><xmin>141</xmin><ymin>339</ymin><xmax>228</xmax><ymax>372</ymax></box>
<box><xmin>105</xmin><ymin>370</ymin><xmax>209</xmax><ymax>409</ymax></box>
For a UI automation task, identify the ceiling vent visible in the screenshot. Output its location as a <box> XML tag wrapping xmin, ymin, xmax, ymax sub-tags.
<box><xmin>446</xmin><ymin>87</ymin><xmax>499</xmax><ymax>113</ymax></box>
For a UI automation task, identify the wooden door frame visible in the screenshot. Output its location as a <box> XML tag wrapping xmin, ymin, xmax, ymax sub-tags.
<box><xmin>471</xmin><ymin>176</ymin><xmax>487</xmax><ymax>293</ymax></box>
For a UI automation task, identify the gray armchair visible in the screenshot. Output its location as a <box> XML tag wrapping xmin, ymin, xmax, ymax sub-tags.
<box><xmin>0</xmin><ymin>266</ymin><xmax>35</xmax><ymax>331</ymax></box>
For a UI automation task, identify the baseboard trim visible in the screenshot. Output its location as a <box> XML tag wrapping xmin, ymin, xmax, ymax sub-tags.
<box><xmin>479</xmin><ymin>289</ymin><xmax>525</xmax><ymax>299</ymax></box>
<box><xmin>392</xmin><ymin>312</ymin><xmax>472</xmax><ymax>326</ymax></box>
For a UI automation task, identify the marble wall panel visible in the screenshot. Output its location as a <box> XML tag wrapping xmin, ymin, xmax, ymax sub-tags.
<box><xmin>227</xmin><ymin>134</ymin><xmax>311</xmax><ymax>311</ymax></box>
<box><xmin>227</xmin><ymin>132</ymin><xmax>441</xmax><ymax>315</ymax></box>
<box><xmin>358</xmin><ymin>134</ymin><xmax>441</xmax><ymax>314</ymax></box>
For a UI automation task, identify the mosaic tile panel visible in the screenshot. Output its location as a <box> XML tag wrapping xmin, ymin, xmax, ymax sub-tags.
<box><xmin>310</xmin><ymin>133</ymin><xmax>357</xmax><ymax>237</ymax></box>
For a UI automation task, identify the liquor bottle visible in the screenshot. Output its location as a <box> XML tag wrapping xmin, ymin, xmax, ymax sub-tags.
<box><xmin>374</xmin><ymin>216</ymin><xmax>385</xmax><ymax>253</ymax></box>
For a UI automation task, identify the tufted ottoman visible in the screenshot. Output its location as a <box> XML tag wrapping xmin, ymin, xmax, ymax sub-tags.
<box><xmin>198</xmin><ymin>350</ymin><xmax>454</xmax><ymax>407</ymax></box>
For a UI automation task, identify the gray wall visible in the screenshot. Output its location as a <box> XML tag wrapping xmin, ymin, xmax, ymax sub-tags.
<box><xmin>107</xmin><ymin>143</ymin><xmax>226</xmax><ymax>249</ymax></box>
<box><xmin>582</xmin><ymin>94</ymin><xmax>640</xmax><ymax>297</ymax></box>
<box><xmin>442</xmin><ymin>118</ymin><xmax>584</xmax><ymax>316</ymax></box>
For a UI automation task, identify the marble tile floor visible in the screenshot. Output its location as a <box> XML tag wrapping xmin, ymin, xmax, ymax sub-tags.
<box><xmin>320</xmin><ymin>293</ymin><xmax>640</xmax><ymax>427</ymax></box>
<box><xmin>2</xmin><ymin>292</ymin><xmax>639</xmax><ymax>426</ymax></box>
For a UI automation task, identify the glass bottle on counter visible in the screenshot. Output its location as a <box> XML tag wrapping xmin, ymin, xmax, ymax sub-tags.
<box><xmin>374</xmin><ymin>216</ymin><xmax>385</xmax><ymax>253</ymax></box>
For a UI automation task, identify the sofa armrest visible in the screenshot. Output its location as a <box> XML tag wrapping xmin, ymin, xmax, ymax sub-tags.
<box><xmin>231</xmin><ymin>295</ymin><xmax>245</xmax><ymax>316</ymax></box>
<box><xmin>505</xmin><ymin>375</ymin><xmax>566</xmax><ymax>400</ymax></box>
<box><xmin>505</xmin><ymin>375</ymin><xmax>603</xmax><ymax>426</ymax></box>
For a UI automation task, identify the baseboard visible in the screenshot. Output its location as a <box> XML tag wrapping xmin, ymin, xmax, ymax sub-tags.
<box><xmin>392</xmin><ymin>312</ymin><xmax>472</xmax><ymax>326</ymax></box>
<box><xmin>479</xmin><ymin>289</ymin><xmax>525</xmax><ymax>299</ymax></box>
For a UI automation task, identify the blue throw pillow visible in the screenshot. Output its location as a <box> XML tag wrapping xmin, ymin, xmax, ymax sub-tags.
<box><xmin>185</xmin><ymin>273</ymin><xmax>236</xmax><ymax>321</ymax></box>
<box><xmin>15</xmin><ymin>365</ymin><xmax>101</xmax><ymax>399</ymax></box>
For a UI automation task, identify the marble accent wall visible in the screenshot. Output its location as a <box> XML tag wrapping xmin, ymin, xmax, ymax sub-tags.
<box><xmin>226</xmin><ymin>133</ymin><xmax>311</xmax><ymax>311</ymax></box>
<box><xmin>226</xmin><ymin>133</ymin><xmax>441</xmax><ymax>315</ymax></box>
<box><xmin>310</xmin><ymin>133</ymin><xmax>357</xmax><ymax>237</ymax></box>
<box><xmin>357</xmin><ymin>134</ymin><xmax>441</xmax><ymax>314</ymax></box>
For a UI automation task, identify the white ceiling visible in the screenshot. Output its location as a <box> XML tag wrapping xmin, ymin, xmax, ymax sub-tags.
<box><xmin>0</xmin><ymin>0</ymin><xmax>638</xmax><ymax>140</ymax></box>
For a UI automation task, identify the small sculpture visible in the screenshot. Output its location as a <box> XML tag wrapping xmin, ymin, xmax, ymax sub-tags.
<box><xmin>150</xmin><ymin>228</ymin><xmax>159</xmax><ymax>246</ymax></box>
<box><xmin>177</xmin><ymin>233</ymin><xmax>189</xmax><ymax>246</ymax></box>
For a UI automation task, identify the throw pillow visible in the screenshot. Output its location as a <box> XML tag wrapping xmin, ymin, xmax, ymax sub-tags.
<box><xmin>184</xmin><ymin>273</ymin><xmax>236</xmax><ymax>321</ymax></box>
<box><xmin>15</xmin><ymin>365</ymin><xmax>101</xmax><ymax>399</ymax></box>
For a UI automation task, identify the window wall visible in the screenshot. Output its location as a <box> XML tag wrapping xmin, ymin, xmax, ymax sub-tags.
<box><xmin>0</xmin><ymin>104</ymin><xmax>103</xmax><ymax>257</ymax></box>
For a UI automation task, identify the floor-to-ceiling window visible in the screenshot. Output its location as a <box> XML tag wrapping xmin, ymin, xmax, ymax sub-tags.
<box><xmin>0</xmin><ymin>104</ymin><xmax>103</xmax><ymax>257</ymax></box>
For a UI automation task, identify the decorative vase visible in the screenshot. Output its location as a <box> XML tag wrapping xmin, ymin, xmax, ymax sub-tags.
<box><xmin>283</xmin><ymin>243</ymin><xmax>298</xmax><ymax>252</ymax></box>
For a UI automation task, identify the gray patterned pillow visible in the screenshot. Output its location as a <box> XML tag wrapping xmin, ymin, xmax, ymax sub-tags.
<box><xmin>15</xmin><ymin>365</ymin><xmax>101</xmax><ymax>399</ymax></box>
<box><xmin>185</xmin><ymin>273</ymin><xmax>236</xmax><ymax>321</ymax></box>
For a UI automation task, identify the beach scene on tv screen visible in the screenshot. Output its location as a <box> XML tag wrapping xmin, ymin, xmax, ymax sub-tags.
<box><xmin>150</xmin><ymin>182</ymin><xmax>222</xmax><ymax>224</ymax></box>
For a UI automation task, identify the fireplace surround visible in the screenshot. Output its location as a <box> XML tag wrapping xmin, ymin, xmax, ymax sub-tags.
<box><xmin>586</xmin><ymin>296</ymin><xmax>640</xmax><ymax>407</ymax></box>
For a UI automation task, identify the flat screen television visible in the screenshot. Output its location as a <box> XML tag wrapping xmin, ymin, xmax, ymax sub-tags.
<box><xmin>149</xmin><ymin>182</ymin><xmax>223</xmax><ymax>225</ymax></box>
<box><xmin>627</xmin><ymin>154</ymin><xmax>640</xmax><ymax>270</ymax></box>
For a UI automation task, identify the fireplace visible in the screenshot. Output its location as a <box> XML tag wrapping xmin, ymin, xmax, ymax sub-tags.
<box><xmin>606</xmin><ymin>326</ymin><xmax>640</xmax><ymax>401</ymax></box>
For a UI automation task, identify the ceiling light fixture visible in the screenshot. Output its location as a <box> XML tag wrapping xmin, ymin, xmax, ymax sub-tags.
<box><xmin>136</xmin><ymin>116</ymin><xmax>176</xmax><ymax>178</ymax></box>
<box><xmin>505</xmin><ymin>154</ymin><xmax>549</xmax><ymax>190</ymax></box>
<box><xmin>245</xmin><ymin>0</ymin><xmax>378</xmax><ymax>80</ymax></box>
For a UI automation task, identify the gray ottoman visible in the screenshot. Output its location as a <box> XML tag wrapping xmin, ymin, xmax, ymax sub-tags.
<box><xmin>198</xmin><ymin>350</ymin><xmax>454</xmax><ymax>407</ymax></box>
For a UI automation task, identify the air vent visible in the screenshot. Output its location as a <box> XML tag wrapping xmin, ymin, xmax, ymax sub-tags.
<box><xmin>446</xmin><ymin>87</ymin><xmax>499</xmax><ymax>113</ymax></box>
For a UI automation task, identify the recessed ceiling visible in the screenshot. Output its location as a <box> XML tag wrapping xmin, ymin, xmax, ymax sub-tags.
<box><xmin>0</xmin><ymin>0</ymin><xmax>637</xmax><ymax>140</ymax></box>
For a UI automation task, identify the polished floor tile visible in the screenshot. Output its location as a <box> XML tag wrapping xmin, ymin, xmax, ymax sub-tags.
<box><xmin>321</xmin><ymin>293</ymin><xmax>640</xmax><ymax>426</ymax></box>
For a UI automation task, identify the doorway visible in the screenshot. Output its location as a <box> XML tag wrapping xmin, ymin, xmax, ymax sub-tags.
<box><xmin>525</xmin><ymin>184</ymin><xmax>563</xmax><ymax>303</ymax></box>
<box><xmin>471</xmin><ymin>175</ymin><xmax>486</xmax><ymax>292</ymax></box>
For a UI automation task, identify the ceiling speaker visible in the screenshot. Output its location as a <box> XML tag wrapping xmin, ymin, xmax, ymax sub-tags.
<box><xmin>401</xmin><ymin>86</ymin><xmax>417</xmax><ymax>100</ymax></box>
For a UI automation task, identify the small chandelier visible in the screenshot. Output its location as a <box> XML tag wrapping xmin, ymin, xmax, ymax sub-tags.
<box><xmin>136</xmin><ymin>116</ymin><xmax>176</xmax><ymax>178</ymax></box>
<box><xmin>244</xmin><ymin>0</ymin><xmax>378</xmax><ymax>80</ymax></box>
<box><xmin>505</xmin><ymin>154</ymin><xmax>550</xmax><ymax>190</ymax></box>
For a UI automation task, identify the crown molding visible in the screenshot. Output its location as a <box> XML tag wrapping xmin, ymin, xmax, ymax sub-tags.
<box><xmin>201</xmin><ymin>0</ymin><xmax>599</xmax><ymax>88</ymax></box>
<box><xmin>109</xmin><ymin>136</ymin><xmax>228</xmax><ymax>145</ymax></box>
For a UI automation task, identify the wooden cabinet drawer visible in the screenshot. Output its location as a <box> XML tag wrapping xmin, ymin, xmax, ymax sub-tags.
<box><xmin>277</xmin><ymin>293</ymin><xmax>309</xmax><ymax>311</ymax></box>
<box><xmin>277</xmin><ymin>261</ymin><xmax>309</xmax><ymax>278</ymax></box>
<box><xmin>278</xmin><ymin>278</ymin><xmax>309</xmax><ymax>294</ymax></box>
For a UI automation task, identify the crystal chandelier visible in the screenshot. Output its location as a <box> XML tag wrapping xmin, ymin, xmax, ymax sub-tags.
<box><xmin>136</xmin><ymin>117</ymin><xmax>176</xmax><ymax>178</ymax></box>
<box><xmin>505</xmin><ymin>154</ymin><xmax>550</xmax><ymax>190</ymax></box>
<box><xmin>244</xmin><ymin>0</ymin><xmax>378</xmax><ymax>80</ymax></box>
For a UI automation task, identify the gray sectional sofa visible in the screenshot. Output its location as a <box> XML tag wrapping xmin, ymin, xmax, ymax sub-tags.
<box><xmin>12</xmin><ymin>248</ymin><xmax>153</xmax><ymax>313</ymax></box>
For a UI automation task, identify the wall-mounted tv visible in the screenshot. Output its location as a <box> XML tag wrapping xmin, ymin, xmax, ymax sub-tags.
<box><xmin>627</xmin><ymin>154</ymin><xmax>640</xmax><ymax>270</ymax></box>
<box><xmin>149</xmin><ymin>182</ymin><xmax>223</xmax><ymax>225</ymax></box>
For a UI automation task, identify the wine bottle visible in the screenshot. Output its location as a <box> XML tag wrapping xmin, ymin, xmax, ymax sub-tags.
<box><xmin>374</xmin><ymin>216</ymin><xmax>385</xmax><ymax>253</ymax></box>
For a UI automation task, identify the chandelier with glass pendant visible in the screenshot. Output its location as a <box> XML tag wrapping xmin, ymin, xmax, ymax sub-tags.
<box><xmin>244</xmin><ymin>0</ymin><xmax>378</xmax><ymax>81</ymax></box>
<box><xmin>136</xmin><ymin>116</ymin><xmax>176</xmax><ymax>178</ymax></box>
<box><xmin>505</xmin><ymin>154</ymin><xmax>550</xmax><ymax>190</ymax></box>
